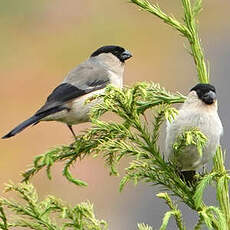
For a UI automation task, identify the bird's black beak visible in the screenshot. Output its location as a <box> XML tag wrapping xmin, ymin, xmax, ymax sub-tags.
<box><xmin>120</xmin><ymin>50</ymin><xmax>132</xmax><ymax>62</ymax></box>
<box><xmin>201</xmin><ymin>91</ymin><xmax>216</xmax><ymax>105</ymax></box>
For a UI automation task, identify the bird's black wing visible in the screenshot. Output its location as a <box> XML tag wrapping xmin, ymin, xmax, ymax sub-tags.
<box><xmin>36</xmin><ymin>65</ymin><xmax>110</xmax><ymax>115</ymax></box>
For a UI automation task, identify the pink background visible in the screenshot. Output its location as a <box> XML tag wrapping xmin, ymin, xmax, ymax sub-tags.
<box><xmin>1</xmin><ymin>1</ymin><xmax>230</xmax><ymax>228</ymax></box>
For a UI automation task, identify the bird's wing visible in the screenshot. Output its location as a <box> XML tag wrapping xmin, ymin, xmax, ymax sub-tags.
<box><xmin>36</xmin><ymin>62</ymin><xmax>110</xmax><ymax>115</ymax></box>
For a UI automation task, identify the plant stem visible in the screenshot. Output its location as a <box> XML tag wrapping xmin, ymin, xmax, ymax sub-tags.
<box><xmin>181</xmin><ymin>0</ymin><xmax>209</xmax><ymax>83</ymax></box>
<box><xmin>130</xmin><ymin>0</ymin><xmax>209</xmax><ymax>83</ymax></box>
<box><xmin>213</xmin><ymin>147</ymin><xmax>230</xmax><ymax>229</ymax></box>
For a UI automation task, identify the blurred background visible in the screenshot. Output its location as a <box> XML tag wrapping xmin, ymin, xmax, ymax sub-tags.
<box><xmin>1</xmin><ymin>0</ymin><xmax>230</xmax><ymax>229</ymax></box>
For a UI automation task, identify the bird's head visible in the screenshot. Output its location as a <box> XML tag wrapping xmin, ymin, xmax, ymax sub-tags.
<box><xmin>90</xmin><ymin>45</ymin><xmax>132</xmax><ymax>63</ymax></box>
<box><xmin>190</xmin><ymin>83</ymin><xmax>216</xmax><ymax>105</ymax></box>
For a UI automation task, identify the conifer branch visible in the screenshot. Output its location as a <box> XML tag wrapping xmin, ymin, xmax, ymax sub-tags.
<box><xmin>21</xmin><ymin>81</ymin><xmax>229</xmax><ymax>229</ymax></box>
<box><xmin>157</xmin><ymin>192</ymin><xmax>185</xmax><ymax>230</ymax></box>
<box><xmin>130</xmin><ymin>0</ymin><xmax>209</xmax><ymax>83</ymax></box>
<box><xmin>213</xmin><ymin>147</ymin><xmax>230</xmax><ymax>228</ymax></box>
<box><xmin>137</xmin><ymin>223</ymin><xmax>153</xmax><ymax>230</ymax></box>
<box><xmin>0</xmin><ymin>183</ymin><xmax>107</xmax><ymax>230</ymax></box>
<box><xmin>22</xmin><ymin>83</ymin><xmax>186</xmax><ymax>184</ymax></box>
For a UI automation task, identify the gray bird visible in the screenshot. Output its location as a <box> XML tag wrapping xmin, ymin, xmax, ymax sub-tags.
<box><xmin>2</xmin><ymin>45</ymin><xmax>132</xmax><ymax>139</ymax></box>
<box><xmin>165</xmin><ymin>83</ymin><xmax>223</xmax><ymax>180</ymax></box>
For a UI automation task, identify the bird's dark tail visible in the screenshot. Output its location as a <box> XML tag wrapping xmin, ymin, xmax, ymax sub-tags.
<box><xmin>2</xmin><ymin>106</ymin><xmax>67</xmax><ymax>139</ymax></box>
<box><xmin>2</xmin><ymin>115</ymin><xmax>44</xmax><ymax>139</ymax></box>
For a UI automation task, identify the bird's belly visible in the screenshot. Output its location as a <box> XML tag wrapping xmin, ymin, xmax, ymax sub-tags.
<box><xmin>42</xmin><ymin>89</ymin><xmax>104</xmax><ymax>125</ymax></box>
<box><xmin>167</xmin><ymin>112</ymin><xmax>222</xmax><ymax>171</ymax></box>
<box><xmin>171</xmin><ymin>143</ymin><xmax>217</xmax><ymax>171</ymax></box>
<box><xmin>66</xmin><ymin>96</ymin><xmax>103</xmax><ymax>124</ymax></box>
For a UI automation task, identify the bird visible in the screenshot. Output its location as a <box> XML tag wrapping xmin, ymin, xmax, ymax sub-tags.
<box><xmin>2</xmin><ymin>45</ymin><xmax>132</xmax><ymax>139</ymax></box>
<box><xmin>165</xmin><ymin>83</ymin><xmax>223</xmax><ymax>182</ymax></box>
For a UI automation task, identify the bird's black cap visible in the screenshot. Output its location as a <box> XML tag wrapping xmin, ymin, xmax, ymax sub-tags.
<box><xmin>90</xmin><ymin>45</ymin><xmax>132</xmax><ymax>62</ymax></box>
<box><xmin>190</xmin><ymin>83</ymin><xmax>216</xmax><ymax>93</ymax></box>
<box><xmin>190</xmin><ymin>83</ymin><xmax>216</xmax><ymax>105</ymax></box>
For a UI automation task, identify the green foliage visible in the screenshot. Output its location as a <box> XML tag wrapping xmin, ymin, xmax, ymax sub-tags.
<box><xmin>19</xmin><ymin>82</ymin><xmax>229</xmax><ymax>229</ymax></box>
<box><xmin>0</xmin><ymin>182</ymin><xmax>107</xmax><ymax>230</ymax></box>
<box><xmin>193</xmin><ymin>172</ymin><xmax>217</xmax><ymax>209</ymax></box>
<box><xmin>173</xmin><ymin>128</ymin><xmax>207</xmax><ymax>158</ymax></box>
<box><xmin>213</xmin><ymin>147</ymin><xmax>230</xmax><ymax>227</ymax></box>
<box><xmin>22</xmin><ymin>82</ymin><xmax>185</xmax><ymax>184</ymax></box>
<box><xmin>137</xmin><ymin>223</ymin><xmax>153</xmax><ymax>230</ymax></box>
<box><xmin>157</xmin><ymin>193</ymin><xmax>185</xmax><ymax>230</ymax></box>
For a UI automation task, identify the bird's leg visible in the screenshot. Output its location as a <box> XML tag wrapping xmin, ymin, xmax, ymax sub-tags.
<box><xmin>67</xmin><ymin>125</ymin><xmax>77</xmax><ymax>139</ymax></box>
<box><xmin>202</xmin><ymin>165</ymin><xmax>207</xmax><ymax>175</ymax></box>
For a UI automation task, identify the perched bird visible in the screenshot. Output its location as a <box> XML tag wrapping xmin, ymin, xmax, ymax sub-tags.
<box><xmin>2</xmin><ymin>45</ymin><xmax>132</xmax><ymax>139</ymax></box>
<box><xmin>165</xmin><ymin>83</ymin><xmax>223</xmax><ymax>181</ymax></box>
